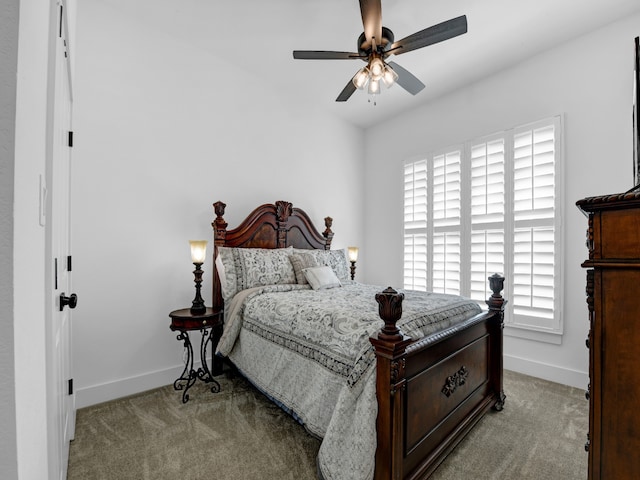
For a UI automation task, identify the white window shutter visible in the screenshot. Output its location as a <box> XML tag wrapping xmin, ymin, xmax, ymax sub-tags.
<box><xmin>404</xmin><ymin>160</ymin><xmax>428</xmax><ymax>229</ymax></box>
<box><xmin>513</xmin><ymin>227</ymin><xmax>555</xmax><ymax>319</ymax></box>
<box><xmin>404</xmin><ymin>233</ymin><xmax>428</xmax><ymax>291</ymax></box>
<box><xmin>433</xmin><ymin>151</ymin><xmax>461</xmax><ymax>227</ymax></box>
<box><xmin>433</xmin><ymin>232</ymin><xmax>461</xmax><ymax>294</ymax></box>
<box><xmin>469</xmin><ymin>138</ymin><xmax>506</xmax><ymax>303</ymax></box>
<box><xmin>510</xmin><ymin>118</ymin><xmax>560</xmax><ymax>332</ymax></box>
<box><xmin>432</xmin><ymin>150</ymin><xmax>462</xmax><ymax>295</ymax></box>
<box><xmin>470</xmin><ymin>139</ymin><xmax>505</xmax><ymax>223</ymax></box>
<box><xmin>404</xmin><ymin>160</ymin><xmax>428</xmax><ymax>291</ymax></box>
<box><xmin>513</xmin><ymin>124</ymin><xmax>556</xmax><ymax>221</ymax></box>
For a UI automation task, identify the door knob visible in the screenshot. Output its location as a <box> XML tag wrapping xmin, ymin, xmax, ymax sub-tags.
<box><xmin>60</xmin><ymin>293</ymin><xmax>78</xmax><ymax>311</ymax></box>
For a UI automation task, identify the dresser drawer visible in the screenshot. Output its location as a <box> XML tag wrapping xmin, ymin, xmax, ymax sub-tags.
<box><xmin>595</xmin><ymin>208</ymin><xmax>640</xmax><ymax>259</ymax></box>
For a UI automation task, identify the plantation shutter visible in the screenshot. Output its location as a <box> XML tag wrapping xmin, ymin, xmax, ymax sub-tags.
<box><xmin>469</xmin><ymin>138</ymin><xmax>506</xmax><ymax>304</ymax></box>
<box><xmin>432</xmin><ymin>150</ymin><xmax>461</xmax><ymax>295</ymax></box>
<box><xmin>511</xmin><ymin>119</ymin><xmax>559</xmax><ymax>329</ymax></box>
<box><xmin>404</xmin><ymin>160</ymin><xmax>428</xmax><ymax>290</ymax></box>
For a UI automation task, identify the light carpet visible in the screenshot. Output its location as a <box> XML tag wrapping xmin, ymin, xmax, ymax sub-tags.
<box><xmin>68</xmin><ymin>369</ymin><xmax>588</xmax><ymax>479</ymax></box>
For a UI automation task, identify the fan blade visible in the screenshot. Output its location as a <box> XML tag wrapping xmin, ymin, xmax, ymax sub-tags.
<box><xmin>336</xmin><ymin>80</ymin><xmax>357</xmax><ymax>102</ymax></box>
<box><xmin>293</xmin><ymin>50</ymin><xmax>363</xmax><ymax>60</ymax></box>
<box><xmin>359</xmin><ymin>0</ymin><xmax>382</xmax><ymax>50</ymax></box>
<box><xmin>389</xmin><ymin>15</ymin><xmax>467</xmax><ymax>56</ymax></box>
<box><xmin>387</xmin><ymin>61</ymin><xmax>425</xmax><ymax>95</ymax></box>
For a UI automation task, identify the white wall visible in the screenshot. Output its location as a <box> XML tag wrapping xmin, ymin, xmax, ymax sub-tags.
<box><xmin>73</xmin><ymin>0</ymin><xmax>365</xmax><ymax>407</ymax></box>
<box><xmin>363</xmin><ymin>13</ymin><xmax>640</xmax><ymax>388</ymax></box>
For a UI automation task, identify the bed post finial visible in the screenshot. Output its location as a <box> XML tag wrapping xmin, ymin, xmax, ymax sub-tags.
<box><xmin>212</xmin><ymin>201</ymin><xmax>228</xmax><ymax>244</ymax></box>
<box><xmin>275</xmin><ymin>201</ymin><xmax>293</xmax><ymax>248</ymax></box>
<box><xmin>214</xmin><ymin>201</ymin><xmax>226</xmax><ymax>218</ymax></box>
<box><xmin>275</xmin><ymin>200</ymin><xmax>293</xmax><ymax>223</ymax></box>
<box><xmin>323</xmin><ymin>217</ymin><xmax>334</xmax><ymax>249</ymax></box>
<box><xmin>375</xmin><ymin>287</ymin><xmax>405</xmax><ymax>341</ymax></box>
<box><xmin>487</xmin><ymin>273</ymin><xmax>505</xmax><ymax>313</ymax></box>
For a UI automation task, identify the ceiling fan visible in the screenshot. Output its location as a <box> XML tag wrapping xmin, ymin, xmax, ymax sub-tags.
<box><xmin>292</xmin><ymin>0</ymin><xmax>467</xmax><ymax>102</ymax></box>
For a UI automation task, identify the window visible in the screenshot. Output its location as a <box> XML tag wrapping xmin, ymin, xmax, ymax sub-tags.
<box><xmin>403</xmin><ymin>116</ymin><xmax>563</xmax><ymax>342</ymax></box>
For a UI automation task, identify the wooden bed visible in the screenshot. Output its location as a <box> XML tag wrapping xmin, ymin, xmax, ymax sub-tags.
<box><xmin>211</xmin><ymin>200</ymin><xmax>506</xmax><ymax>480</ymax></box>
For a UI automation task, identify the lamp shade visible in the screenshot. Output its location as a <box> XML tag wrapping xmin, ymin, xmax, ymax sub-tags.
<box><xmin>367</xmin><ymin>78</ymin><xmax>380</xmax><ymax>95</ymax></box>
<box><xmin>382</xmin><ymin>65</ymin><xmax>398</xmax><ymax>88</ymax></box>
<box><xmin>189</xmin><ymin>240</ymin><xmax>208</xmax><ymax>264</ymax></box>
<box><xmin>369</xmin><ymin>57</ymin><xmax>385</xmax><ymax>79</ymax></box>
<box><xmin>348</xmin><ymin>246</ymin><xmax>359</xmax><ymax>262</ymax></box>
<box><xmin>352</xmin><ymin>67</ymin><xmax>370</xmax><ymax>90</ymax></box>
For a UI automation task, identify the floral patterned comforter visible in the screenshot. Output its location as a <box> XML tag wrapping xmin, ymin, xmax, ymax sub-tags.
<box><xmin>216</xmin><ymin>282</ymin><xmax>481</xmax><ymax>480</ymax></box>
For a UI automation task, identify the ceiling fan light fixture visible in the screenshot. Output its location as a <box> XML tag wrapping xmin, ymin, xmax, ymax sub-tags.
<box><xmin>369</xmin><ymin>56</ymin><xmax>385</xmax><ymax>80</ymax></box>
<box><xmin>381</xmin><ymin>64</ymin><xmax>398</xmax><ymax>88</ymax></box>
<box><xmin>353</xmin><ymin>67</ymin><xmax>370</xmax><ymax>90</ymax></box>
<box><xmin>368</xmin><ymin>78</ymin><xmax>380</xmax><ymax>95</ymax></box>
<box><xmin>292</xmin><ymin>4</ymin><xmax>468</xmax><ymax>103</ymax></box>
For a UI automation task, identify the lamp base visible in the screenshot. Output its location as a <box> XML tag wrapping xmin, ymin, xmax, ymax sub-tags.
<box><xmin>190</xmin><ymin>304</ymin><xmax>206</xmax><ymax>315</ymax></box>
<box><xmin>191</xmin><ymin>262</ymin><xmax>206</xmax><ymax>315</ymax></box>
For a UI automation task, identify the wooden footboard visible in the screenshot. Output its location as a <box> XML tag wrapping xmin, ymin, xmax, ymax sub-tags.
<box><xmin>371</xmin><ymin>275</ymin><xmax>506</xmax><ymax>480</ymax></box>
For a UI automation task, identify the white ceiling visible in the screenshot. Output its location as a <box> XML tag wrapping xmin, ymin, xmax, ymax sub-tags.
<box><xmin>101</xmin><ymin>0</ymin><xmax>640</xmax><ymax>129</ymax></box>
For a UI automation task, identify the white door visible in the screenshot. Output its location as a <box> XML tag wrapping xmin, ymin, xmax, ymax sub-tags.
<box><xmin>47</xmin><ymin>2</ymin><xmax>75</xmax><ymax>479</ymax></box>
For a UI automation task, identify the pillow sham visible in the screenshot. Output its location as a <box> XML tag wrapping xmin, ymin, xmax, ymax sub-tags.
<box><xmin>289</xmin><ymin>252</ymin><xmax>319</xmax><ymax>285</ymax></box>
<box><xmin>217</xmin><ymin>247</ymin><xmax>237</xmax><ymax>301</ymax></box>
<box><xmin>217</xmin><ymin>246</ymin><xmax>296</xmax><ymax>300</ymax></box>
<box><xmin>302</xmin><ymin>265</ymin><xmax>342</xmax><ymax>290</ymax></box>
<box><xmin>215</xmin><ymin>253</ymin><xmax>227</xmax><ymax>295</ymax></box>
<box><xmin>295</xmin><ymin>248</ymin><xmax>350</xmax><ymax>282</ymax></box>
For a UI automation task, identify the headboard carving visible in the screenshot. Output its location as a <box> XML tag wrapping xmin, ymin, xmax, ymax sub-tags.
<box><xmin>211</xmin><ymin>200</ymin><xmax>334</xmax><ymax>310</ymax></box>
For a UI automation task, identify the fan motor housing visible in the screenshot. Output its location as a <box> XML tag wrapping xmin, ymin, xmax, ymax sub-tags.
<box><xmin>357</xmin><ymin>26</ymin><xmax>394</xmax><ymax>57</ymax></box>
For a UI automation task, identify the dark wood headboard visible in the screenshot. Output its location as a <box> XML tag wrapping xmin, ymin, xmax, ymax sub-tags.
<box><xmin>211</xmin><ymin>200</ymin><xmax>334</xmax><ymax>310</ymax></box>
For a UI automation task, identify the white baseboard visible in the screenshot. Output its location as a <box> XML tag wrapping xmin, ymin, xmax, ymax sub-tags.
<box><xmin>75</xmin><ymin>362</ymin><xmax>201</xmax><ymax>409</ymax></box>
<box><xmin>77</xmin><ymin>355</ymin><xmax>587</xmax><ymax>409</ymax></box>
<box><xmin>505</xmin><ymin>353</ymin><xmax>588</xmax><ymax>390</ymax></box>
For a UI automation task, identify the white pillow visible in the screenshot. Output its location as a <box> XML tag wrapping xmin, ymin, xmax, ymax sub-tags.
<box><xmin>215</xmin><ymin>253</ymin><xmax>226</xmax><ymax>294</ymax></box>
<box><xmin>302</xmin><ymin>265</ymin><xmax>342</xmax><ymax>290</ymax></box>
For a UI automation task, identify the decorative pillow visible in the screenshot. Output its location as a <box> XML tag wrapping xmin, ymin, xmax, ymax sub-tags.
<box><xmin>215</xmin><ymin>252</ymin><xmax>227</xmax><ymax>295</ymax></box>
<box><xmin>289</xmin><ymin>252</ymin><xmax>319</xmax><ymax>284</ymax></box>
<box><xmin>217</xmin><ymin>247</ymin><xmax>237</xmax><ymax>301</ymax></box>
<box><xmin>217</xmin><ymin>246</ymin><xmax>295</xmax><ymax>300</ymax></box>
<box><xmin>303</xmin><ymin>266</ymin><xmax>342</xmax><ymax>290</ymax></box>
<box><xmin>295</xmin><ymin>249</ymin><xmax>350</xmax><ymax>282</ymax></box>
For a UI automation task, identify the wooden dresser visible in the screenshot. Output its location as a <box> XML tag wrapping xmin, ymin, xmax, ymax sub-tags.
<box><xmin>577</xmin><ymin>192</ymin><xmax>640</xmax><ymax>480</ymax></box>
